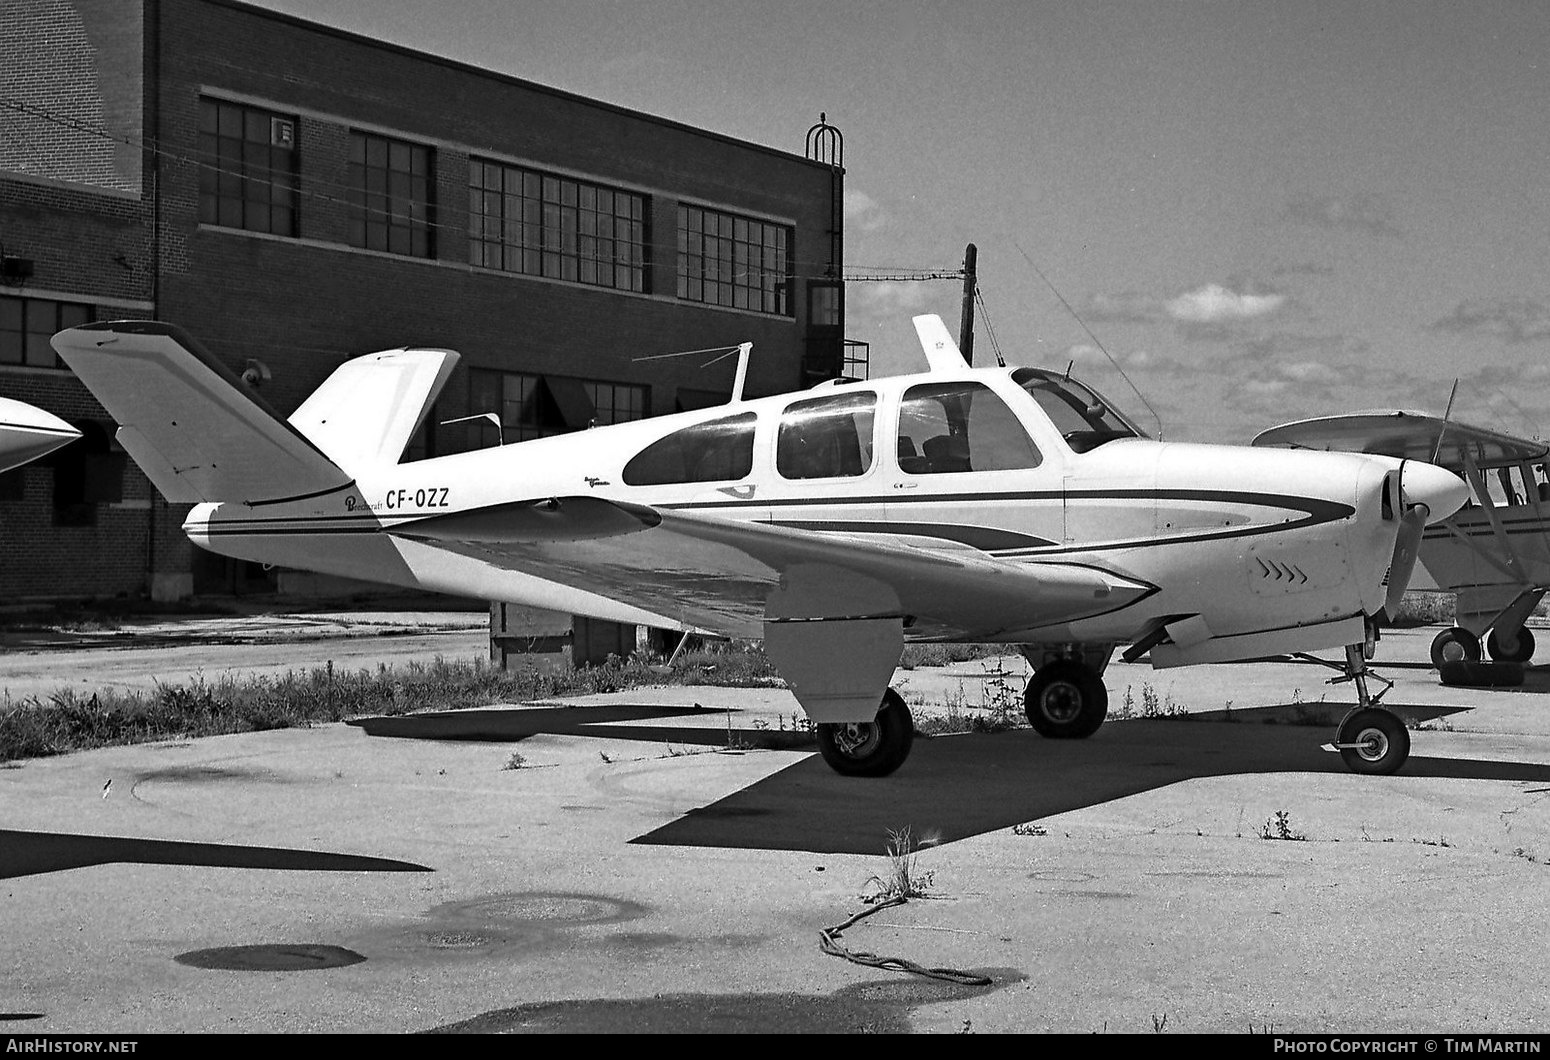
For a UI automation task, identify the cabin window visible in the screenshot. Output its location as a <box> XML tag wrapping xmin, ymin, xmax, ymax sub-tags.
<box><xmin>896</xmin><ymin>382</ymin><xmax>1040</xmax><ymax>475</ymax></box>
<box><xmin>623</xmin><ymin>413</ymin><xmax>756</xmax><ymax>485</ymax></box>
<box><xmin>1013</xmin><ymin>368</ymin><xmax>1143</xmax><ymax>452</ymax></box>
<box><xmin>776</xmin><ymin>392</ymin><xmax>876</xmax><ymax>480</ymax></box>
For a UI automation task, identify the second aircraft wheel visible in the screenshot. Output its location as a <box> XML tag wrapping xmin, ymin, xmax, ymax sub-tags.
<box><xmin>1429</xmin><ymin>627</ymin><xmax>1481</xmax><ymax>668</ymax></box>
<box><xmin>1335</xmin><ymin>707</ymin><xmax>1410</xmax><ymax>776</ymax></box>
<box><xmin>815</xmin><ymin>688</ymin><xmax>915</xmax><ymax>778</ymax></box>
<box><xmin>1024</xmin><ymin>660</ymin><xmax>1108</xmax><ymax>739</ymax></box>
<box><xmin>1486</xmin><ymin>626</ymin><xmax>1535</xmax><ymax>664</ymax></box>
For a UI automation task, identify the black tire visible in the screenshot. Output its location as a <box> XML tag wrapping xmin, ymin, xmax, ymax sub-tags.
<box><xmin>815</xmin><ymin>688</ymin><xmax>914</xmax><ymax>777</ymax></box>
<box><xmin>1336</xmin><ymin>708</ymin><xmax>1411</xmax><ymax>776</ymax></box>
<box><xmin>1430</xmin><ymin>627</ymin><xmax>1481</xmax><ymax>668</ymax></box>
<box><xmin>1024</xmin><ymin>660</ymin><xmax>1108</xmax><ymax>739</ymax></box>
<box><xmin>1438</xmin><ymin>660</ymin><xmax>1525</xmax><ymax>688</ymax></box>
<box><xmin>1486</xmin><ymin>626</ymin><xmax>1535</xmax><ymax>664</ymax></box>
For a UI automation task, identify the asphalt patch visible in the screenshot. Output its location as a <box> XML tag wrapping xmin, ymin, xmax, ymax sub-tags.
<box><xmin>175</xmin><ymin>944</ymin><xmax>366</xmax><ymax>971</ymax></box>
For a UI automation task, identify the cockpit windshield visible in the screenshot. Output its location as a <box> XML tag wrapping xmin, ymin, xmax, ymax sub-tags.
<box><xmin>1012</xmin><ymin>368</ymin><xmax>1148</xmax><ymax>453</ymax></box>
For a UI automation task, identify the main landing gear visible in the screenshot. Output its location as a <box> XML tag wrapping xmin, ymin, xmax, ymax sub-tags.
<box><xmin>815</xmin><ymin>688</ymin><xmax>914</xmax><ymax>777</ymax></box>
<box><xmin>1023</xmin><ymin>659</ymin><xmax>1109</xmax><ymax>738</ymax></box>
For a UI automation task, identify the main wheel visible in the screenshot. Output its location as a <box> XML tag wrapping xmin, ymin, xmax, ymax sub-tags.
<box><xmin>1336</xmin><ymin>707</ymin><xmax>1410</xmax><ymax>775</ymax></box>
<box><xmin>1486</xmin><ymin>626</ymin><xmax>1535</xmax><ymax>663</ymax></box>
<box><xmin>1024</xmin><ymin>660</ymin><xmax>1108</xmax><ymax>739</ymax></box>
<box><xmin>1430</xmin><ymin>627</ymin><xmax>1481</xmax><ymax>668</ymax></box>
<box><xmin>815</xmin><ymin>688</ymin><xmax>914</xmax><ymax>777</ymax></box>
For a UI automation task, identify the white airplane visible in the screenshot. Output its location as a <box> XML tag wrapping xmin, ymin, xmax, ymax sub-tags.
<box><xmin>0</xmin><ymin>396</ymin><xmax>80</xmax><ymax>474</ymax></box>
<box><xmin>52</xmin><ymin>317</ymin><xmax>1468</xmax><ymax>777</ymax></box>
<box><xmin>1255</xmin><ymin>411</ymin><xmax>1550</xmax><ymax>672</ymax></box>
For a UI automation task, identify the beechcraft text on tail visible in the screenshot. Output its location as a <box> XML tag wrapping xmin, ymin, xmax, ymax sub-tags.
<box><xmin>52</xmin><ymin>316</ymin><xmax>1468</xmax><ymax>777</ymax></box>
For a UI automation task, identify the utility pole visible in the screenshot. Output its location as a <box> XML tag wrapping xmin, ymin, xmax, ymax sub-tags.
<box><xmin>958</xmin><ymin>243</ymin><xmax>977</xmax><ymax>365</ymax></box>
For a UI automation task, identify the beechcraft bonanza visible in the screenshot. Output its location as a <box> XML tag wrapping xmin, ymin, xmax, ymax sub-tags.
<box><xmin>0</xmin><ymin>396</ymin><xmax>80</xmax><ymax>475</ymax></box>
<box><xmin>52</xmin><ymin>317</ymin><xmax>1469</xmax><ymax>777</ymax></box>
<box><xmin>1255</xmin><ymin>411</ymin><xmax>1550</xmax><ymax>673</ymax></box>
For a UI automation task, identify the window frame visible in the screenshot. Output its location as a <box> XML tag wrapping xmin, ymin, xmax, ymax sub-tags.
<box><xmin>676</xmin><ymin>204</ymin><xmax>792</xmax><ymax>316</ymax></box>
<box><xmin>469</xmin><ymin>160</ymin><xmax>648</xmax><ymax>293</ymax></box>
<box><xmin>0</xmin><ymin>296</ymin><xmax>94</xmax><ymax>370</ymax></box>
<box><xmin>348</xmin><ymin>130</ymin><xmax>435</xmax><ymax>258</ymax></box>
<box><xmin>198</xmin><ymin>97</ymin><xmax>299</xmax><ymax>237</ymax></box>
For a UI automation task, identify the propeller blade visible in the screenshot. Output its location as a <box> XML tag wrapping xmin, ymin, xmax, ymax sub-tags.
<box><xmin>1385</xmin><ymin>503</ymin><xmax>1430</xmax><ymax>618</ymax></box>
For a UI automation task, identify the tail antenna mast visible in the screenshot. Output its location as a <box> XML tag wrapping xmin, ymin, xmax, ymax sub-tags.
<box><xmin>631</xmin><ymin>341</ymin><xmax>754</xmax><ymax>406</ymax></box>
<box><xmin>1014</xmin><ymin>242</ymin><xmax>1165</xmax><ymax>440</ymax></box>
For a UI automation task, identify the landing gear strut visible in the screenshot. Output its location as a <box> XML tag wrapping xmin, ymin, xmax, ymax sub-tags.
<box><xmin>1330</xmin><ymin>643</ymin><xmax>1410</xmax><ymax>775</ymax></box>
<box><xmin>815</xmin><ymin>688</ymin><xmax>914</xmax><ymax>777</ymax></box>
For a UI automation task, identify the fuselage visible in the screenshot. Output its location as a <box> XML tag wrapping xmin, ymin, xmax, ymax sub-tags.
<box><xmin>185</xmin><ymin>362</ymin><xmax>1466</xmax><ymax>653</ymax></box>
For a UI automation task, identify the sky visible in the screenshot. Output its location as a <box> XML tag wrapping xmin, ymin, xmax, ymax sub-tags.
<box><xmin>251</xmin><ymin>0</ymin><xmax>1550</xmax><ymax>443</ymax></box>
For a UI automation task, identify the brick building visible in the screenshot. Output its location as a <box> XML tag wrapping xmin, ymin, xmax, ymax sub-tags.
<box><xmin>0</xmin><ymin>0</ymin><xmax>846</xmax><ymax>603</ymax></box>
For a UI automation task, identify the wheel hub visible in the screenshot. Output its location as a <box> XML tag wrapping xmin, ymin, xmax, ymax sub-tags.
<box><xmin>1354</xmin><ymin>726</ymin><xmax>1389</xmax><ymax>762</ymax></box>
<box><xmin>832</xmin><ymin>721</ymin><xmax>880</xmax><ymax>758</ymax></box>
<box><xmin>1039</xmin><ymin>683</ymin><xmax>1082</xmax><ymax>724</ymax></box>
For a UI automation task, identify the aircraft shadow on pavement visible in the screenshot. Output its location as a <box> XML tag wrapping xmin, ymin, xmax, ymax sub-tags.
<box><xmin>0</xmin><ymin>828</ymin><xmax>432</xmax><ymax>880</ymax></box>
<box><xmin>348</xmin><ymin>703</ymin><xmax>814</xmax><ymax>749</ymax></box>
<box><xmin>351</xmin><ymin>700</ymin><xmax>1550</xmax><ymax>856</ymax></box>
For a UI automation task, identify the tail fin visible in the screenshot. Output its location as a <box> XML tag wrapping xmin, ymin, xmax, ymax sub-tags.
<box><xmin>51</xmin><ymin>320</ymin><xmax>352</xmax><ymax>505</ymax></box>
<box><xmin>288</xmin><ymin>346</ymin><xmax>458</xmax><ymax>478</ymax></box>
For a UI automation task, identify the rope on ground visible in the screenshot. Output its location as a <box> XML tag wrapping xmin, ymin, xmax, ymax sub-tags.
<box><xmin>818</xmin><ymin>895</ymin><xmax>993</xmax><ymax>986</ymax></box>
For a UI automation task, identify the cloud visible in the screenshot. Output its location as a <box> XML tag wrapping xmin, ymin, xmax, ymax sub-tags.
<box><xmin>1165</xmin><ymin>283</ymin><xmax>1287</xmax><ymax>323</ymax></box>
<box><xmin>1283</xmin><ymin>193</ymin><xmax>1404</xmax><ymax>239</ymax></box>
<box><xmin>843</xmin><ymin>189</ymin><xmax>888</xmax><ymax>233</ymax></box>
<box><xmin>1428</xmin><ymin>298</ymin><xmax>1550</xmax><ymax>344</ymax></box>
<box><xmin>848</xmin><ymin>280</ymin><xmax>932</xmax><ymax>316</ymax></box>
<box><xmin>1084</xmin><ymin>291</ymin><xmax>1163</xmax><ymax>324</ymax></box>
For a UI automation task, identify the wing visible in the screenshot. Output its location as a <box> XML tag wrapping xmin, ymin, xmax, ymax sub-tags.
<box><xmin>1253</xmin><ymin>411</ymin><xmax>1548</xmax><ymax>470</ymax></box>
<box><xmin>0</xmin><ymin>397</ymin><xmax>80</xmax><ymax>474</ymax></box>
<box><xmin>389</xmin><ymin>495</ymin><xmax>1155</xmax><ymax>640</ymax></box>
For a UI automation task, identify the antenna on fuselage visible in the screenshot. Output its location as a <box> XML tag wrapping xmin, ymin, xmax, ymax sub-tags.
<box><xmin>631</xmin><ymin>342</ymin><xmax>752</xmax><ymax>406</ymax></box>
<box><xmin>1015</xmin><ymin>242</ymin><xmax>1165</xmax><ymax>440</ymax></box>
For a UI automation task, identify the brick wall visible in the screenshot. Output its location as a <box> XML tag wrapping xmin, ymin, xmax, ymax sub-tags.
<box><xmin>0</xmin><ymin>0</ymin><xmax>843</xmax><ymax>602</ymax></box>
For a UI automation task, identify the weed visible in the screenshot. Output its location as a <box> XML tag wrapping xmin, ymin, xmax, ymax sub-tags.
<box><xmin>864</xmin><ymin>825</ymin><xmax>935</xmax><ymax>902</ymax></box>
<box><xmin>502</xmin><ymin>752</ymin><xmax>526</xmax><ymax>770</ymax></box>
<box><xmin>1260</xmin><ymin>810</ymin><xmax>1306</xmax><ymax>841</ymax></box>
<box><xmin>0</xmin><ymin>648</ymin><xmax>789</xmax><ymax>764</ymax></box>
<box><xmin>598</xmin><ymin>751</ymin><xmax>613</xmax><ymax>764</ymax></box>
<box><xmin>1012</xmin><ymin>822</ymin><xmax>1048</xmax><ymax>837</ymax></box>
<box><xmin>1114</xmin><ymin>685</ymin><xmax>1136</xmax><ymax>720</ymax></box>
<box><xmin>1412</xmin><ymin>836</ymin><xmax>1451</xmax><ymax>848</ymax></box>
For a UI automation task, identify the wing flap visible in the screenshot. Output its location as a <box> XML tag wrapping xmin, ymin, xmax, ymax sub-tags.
<box><xmin>391</xmin><ymin>496</ymin><xmax>1154</xmax><ymax>638</ymax></box>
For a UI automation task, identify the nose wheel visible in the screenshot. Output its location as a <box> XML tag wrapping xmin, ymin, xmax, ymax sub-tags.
<box><xmin>1333</xmin><ymin>707</ymin><xmax>1410</xmax><ymax>775</ymax></box>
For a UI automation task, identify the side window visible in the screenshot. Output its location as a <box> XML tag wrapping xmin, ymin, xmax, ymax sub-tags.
<box><xmin>622</xmin><ymin>413</ymin><xmax>756</xmax><ymax>485</ymax></box>
<box><xmin>896</xmin><ymin>382</ymin><xmax>1040</xmax><ymax>475</ymax></box>
<box><xmin>776</xmin><ymin>392</ymin><xmax>876</xmax><ymax>480</ymax></box>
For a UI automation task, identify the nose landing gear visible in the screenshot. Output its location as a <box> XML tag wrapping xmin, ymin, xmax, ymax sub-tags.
<box><xmin>1328</xmin><ymin>642</ymin><xmax>1410</xmax><ymax>775</ymax></box>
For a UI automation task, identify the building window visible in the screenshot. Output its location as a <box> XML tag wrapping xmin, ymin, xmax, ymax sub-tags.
<box><xmin>0</xmin><ymin>296</ymin><xmax>93</xmax><ymax>369</ymax></box>
<box><xmin>467</xmin><ymin>369</ymin><xmax>647</xmax><ymax>447</ymax></box>
<box><xmin>348</xmin><ymin>131</ymin><xmax>434</xmax><ymax>258</ymax></box>
<box><xmin>677</xmin><ymin>205</ymin><xmax>791</xmax><ymax>315</ymax></box>
<box><xmin>198</xmin><ymin>98</ymin><xmax>298</xmax><ymax>236</ymax></box>
<box><xmin>582</xmin><ymin>380</ymin><xmax>647</xmax><ymax>425</ymax></box>
<box><xmin>469</xmin><ymin>161</ymin><xmax>647</xmax><ymax>292</ymax></box>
